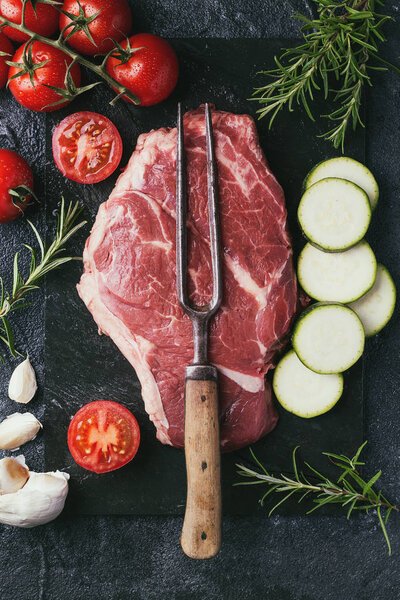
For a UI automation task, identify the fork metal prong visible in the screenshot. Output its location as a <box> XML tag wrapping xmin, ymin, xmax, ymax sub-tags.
<box><xmin>205</xmin><ymin>103</ymin><xmax>222</xmax><ymax>314</ymax></box>
<box><xmin>176</xmin><ymin>103</ymin><xmax>222</xmax><ymax>318</ymax></box>
<box><xmin>176</xmin><ymin>102</ymin><xmax>188</xmax><ymax>311</ymax></box>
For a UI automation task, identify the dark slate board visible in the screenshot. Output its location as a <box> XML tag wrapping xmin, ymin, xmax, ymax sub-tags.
<box><xmin>44</xmin><ymin>38</ymin><xmax>364</xmax><ymax>515</ymax></box>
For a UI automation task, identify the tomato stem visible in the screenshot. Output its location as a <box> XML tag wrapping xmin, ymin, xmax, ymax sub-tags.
<box><xmin>0</xmin><ymin>12</ymin><xmax>141</xmax><ymax>105</ymax></box>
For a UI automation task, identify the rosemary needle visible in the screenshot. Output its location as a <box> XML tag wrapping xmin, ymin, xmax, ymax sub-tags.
<box><xmin>252</xmin><ymin>0</ymin><xmax>400</xmax><ymax>151</ymax></box>
<box><xmin>0</xmin><ymin>198</ymin><xmax>86</xmax><ymax>361</ymax></box>
<box><xmin>236</xmin><ymin>442</ymin><xmax>398</xmax><ymax>555</ymax></box>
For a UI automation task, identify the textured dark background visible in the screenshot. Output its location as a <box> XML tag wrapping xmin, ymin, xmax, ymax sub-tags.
<box><xmin>0</xmin><ymin>1</ymin><xmax>399</xmax><ymax>599</ymax></box>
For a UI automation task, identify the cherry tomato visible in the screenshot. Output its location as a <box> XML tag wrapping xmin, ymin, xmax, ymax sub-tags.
<box><xmin>60</xmin><ymin>0</ymin><xmax>132</xmax><ymax>56</ymax></box>
<box><xmin>8</xmin><ymin>41</ymin><xmax>81</xmax><ymax>112</ymax></box>
<box><xmin>0</xmin><ymin>0</ymin><xmax>59</xmax><ymax>43</ymax></box>
<box><xmin>67</xmin><ymin>400</ymin><xmax>140</xmax><ymax>473</ymax></box>
<box><xmin>52</xmin><ymin>111</ymin><xmax>123</xmax><ymax>184</ymax></box>
<box><xmin>0</xmin><ymin>32</ymin><xmax>13</xmax><ymax>88</ymax></box>
<box><xmin>106</xmin><ymin>33</ymin><xmax>179</xmax><ymax>107</ymax></box>
<box><xmin>0</xmin><ymin>149</ymin><xmax>34</xmax><ymax>222</ymax></box>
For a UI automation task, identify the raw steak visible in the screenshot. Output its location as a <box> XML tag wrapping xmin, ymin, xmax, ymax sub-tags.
<box><xmin>77</xmin><ymin>106</ymin><xmax>298</xmax><ymax>452</ymax></box>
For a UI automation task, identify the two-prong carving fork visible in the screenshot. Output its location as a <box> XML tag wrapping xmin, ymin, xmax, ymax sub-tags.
<box><xmin>176</xmin><ymin>103</ymin><xmax>222</xmax><ymax>560</ymax></box>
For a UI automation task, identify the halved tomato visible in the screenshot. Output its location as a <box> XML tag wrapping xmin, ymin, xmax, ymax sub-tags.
<box><xmin>52</xmin><ymin>111</ymin><xmax>123</xmax><ymax>184</ymax></box>
<box><xmin>67</xmin><ymin>400</ymin><xmax>140</xmax><ymax>473</ymax></box>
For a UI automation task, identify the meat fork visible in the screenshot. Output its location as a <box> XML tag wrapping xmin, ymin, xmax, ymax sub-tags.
<box><xmin>176</xmin><ymin>103</ymin><xmax>223</xmax><ymax>559</ymax></box>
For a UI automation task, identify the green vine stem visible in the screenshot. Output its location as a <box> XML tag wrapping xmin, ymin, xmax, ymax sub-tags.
<box><xmin>0</xmin><ymin>1</ymin><xmax>141</xmax><ymax>105</ymax></box>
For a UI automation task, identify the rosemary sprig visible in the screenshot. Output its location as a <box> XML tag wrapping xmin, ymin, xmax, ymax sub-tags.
<box><xmin>252</xmin><ymin>0</ymin><xmax>400</xmax><ymax>150</ymax></box>
<box><xmin>0</xmin><ymin>198</ymin><xmax>86</xmax><ymax>361</ymax></box>
<box><xmin>236</xmin><ymin>442</ymin><xmax>398</xmax><ymax>555</ymax></box>
<box><xmin>0</xmin><ymin>0</ymin><xmax>141</xmax><ymax>105</ymax></box>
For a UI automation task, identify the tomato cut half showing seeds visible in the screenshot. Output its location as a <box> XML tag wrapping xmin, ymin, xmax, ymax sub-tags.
<box><xmin>67</xmin><ymin>401</ymin><xmax>140</xmax><ymax>473</ymax></box>
<box><xmin>52</xmin><ymin>111</ymin><xmax>123</xmax><ymax>184</ymax></box>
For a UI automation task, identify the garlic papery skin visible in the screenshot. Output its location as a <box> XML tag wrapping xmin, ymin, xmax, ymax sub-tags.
<box><xmin>0</xmin><ymin>412</ymin><xmax>42</xmax><ymax>450</ymax></box>
<box><xmin>8</xmin><ymin>357</ymin><xmax>37</xmax><ymax>404</ymax></box>
<box><xmin>0</xmin><ymin>456</ymin><xmax>29</xmax><ymax>494</ymax></box>
<box><xmin>0</xmin><ymin>469</ymin><xmax>69</xmax><ymax>527</ymax></box>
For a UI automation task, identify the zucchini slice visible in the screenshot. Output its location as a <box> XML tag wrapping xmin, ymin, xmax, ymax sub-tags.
<box><xmin>297</xmin><ymin>241</ymin><xmax>377</xmax><ymax>303</ymax></box>
<box><xmin>298</xmin><ymin>178</ymin><xmax>371</xmax><ymax>252</ymax></box>
<box><xmin>304</xmin><ymin>157</ymin><xmax>379</xmax><ymax>210</ymax></box>
<box><xmin>273</xmin><ymin>349</ymin><xmax>343</xmax><ymax>418</ymax></box>
<box><xmin>293</xmin><ymin>303</ymin><xmax>365</xmax><ymax>374</ymax></box>
<box><xmin>349</xmin><ymin>264</ymin><xmax>396</xmax><ymax>336</ymax></box>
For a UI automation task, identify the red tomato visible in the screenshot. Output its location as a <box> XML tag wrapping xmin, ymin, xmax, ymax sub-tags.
<box><xmin>60</xmin><ymin>0</ymin><xmax>132</xmax><ymax>56</ymax></box>
<box><xmin>0</xmin><ymin>0</ymin><xmax>59</xmax><ymax>43</ymax></box>
<box><xmin>8</xmin><ymin>41</ymin><xmax>81</xmax><ymax>112</ymax></box>
<box><xmin>52</xmin><ymin>111</ymin><xmax>123</xmax><ymax>184</ymax></box>
<box><xmin>106</xmin><ymin>33</ymin><xmax>179</xmax><ymax>107</ymax></box>
<box><xmin>67</xmin><ymin>401</ymin><xmax>140</xmax><ymax>473</ymax></box>
<box><xmin>0</xmin><ymin>32</ymin><xmax>13</xmax><ymax>88</ymax></box>
<box><xmin>0</xmin><ymin>149</ymin><xmax>34</xmax><ymax>222</ymax></box>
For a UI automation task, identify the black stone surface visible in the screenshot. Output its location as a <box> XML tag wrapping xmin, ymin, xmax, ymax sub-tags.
<box><xmin>0</xmin><ymin>1</ymin><xmax>399</xmax><ymax>599</ymax></box>
<box><xmin>44</xmin><ymin>37</ymin><xmax>364</xmax><ymax>516</ymax></box>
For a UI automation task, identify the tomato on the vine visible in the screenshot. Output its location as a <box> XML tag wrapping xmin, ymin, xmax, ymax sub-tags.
<box><xmin>0</xmin><ymin>0</ymin><xmax>59</xmax><ymax>43</ymax></box>
<box><xmin>67</xmin><ymin>401</ymin><xmax>140</xmax><ymax>474</ymax></box>
<box><xmin>106</xmin><ymin>33</ymin><xmax>179</xmax><ymax>107</ymax></box>
<box><xmin>0</xmin><ymin>149</ymin><xmax>34</xmax><ymax>223</ymax></box>
<box><xmin>52</xmin><ymin>111</ymin><xmax>123</xmax><ymax>184</ymax></box>
<box><xmin>59</xmin><ymin>0</ymin><xmax>132</xmax><ymax>56</ymax></box>
<box><xmin>8</xmin><ymin>41</ymin><xmax>81</xmax><ymax>112</ymax></box>
<box><xmin>0</xmin><ymin>32</ymin><xmax>13</xmax><ymax>88</ymax></box>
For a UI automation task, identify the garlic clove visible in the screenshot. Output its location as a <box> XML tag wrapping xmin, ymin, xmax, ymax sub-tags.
<box><xmin>0</xmin><ymin>457</ymin><xmax>29</xmax><ymax>494</ymax></box>
<box><xmin>8</xmin><ymin>357</ymin><xmax>37</xmax><ymax>404</ymax></box>
<box><xmin>0</xmin><ymin>468</ymin><xmax>69</xmax><ymax>527</ymax></box>
<box><xmin>0</xmin><ymin>412</ymin><xmax>42</xmax><ymax>450</ymax></box>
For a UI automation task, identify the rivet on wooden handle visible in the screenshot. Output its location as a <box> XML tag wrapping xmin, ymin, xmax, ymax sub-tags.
<box><xmin>181</xmin><ymin>378</ymin><xmax>221</xmax><ymax>559</ymax></box>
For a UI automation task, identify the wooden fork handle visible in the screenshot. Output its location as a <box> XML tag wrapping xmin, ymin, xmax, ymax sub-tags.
<box><xmin>181</xmin><ymin>365</ymin><xmax>222</xmax><ymax>559</ymax></box>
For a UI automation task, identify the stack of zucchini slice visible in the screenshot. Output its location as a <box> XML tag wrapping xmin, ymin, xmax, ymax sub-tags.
<box><xmin>274</xmin><ymin>157</ymin><xmax>396</xmax><ymax>419</ymax></box>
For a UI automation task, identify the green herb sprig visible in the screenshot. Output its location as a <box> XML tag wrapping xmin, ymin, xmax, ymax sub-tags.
<box><xmin>0</xmin><ymin>0</ymin><xmax>142</xmax><ymax>106</ymax></box>
<box><xmin>236</xmin><ymin>442</ymin><xmax>398</xmax><ymax>555</ymax></box>
<box><xmin>252</xmin><ymin>0</ymin><xmax>400</xmax><ymax>150</ymax></box>
<box><xmin>0</xmin><ymin>198</ymin><xmax>86</xmax><ymax>361</ymax></box>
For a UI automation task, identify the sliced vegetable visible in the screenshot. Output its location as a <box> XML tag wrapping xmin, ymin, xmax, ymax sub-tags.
<box><xmin>60</xmin><ymin>0</ymin><xmax>132</xmax><ymax>56</ymax></box>
<box><xmin>304</xmin><ymin>157</ymin><xmax>379</xmax><ymax>210</ymax></box>
<box><xmin>105</xmin><ymin>33</ymin><xmax>179</xmax><ymax>106</ymax></box>
<box><xmin>67</xmin><ymin>400</ymin><xmax>140</xmax><ymax>473</ymax></box>
<box><xmin>292</xmin><ymin>303</ymin><xmax>365</xmax><ymax>374</ymax></box>
<box><xmin>298</xmin><ymin>178</ymin><xmax>371</xmax><ymax>251</ymax></box>
<box><xmin>52</xmin><ymin>111</ymin><xmax>123</xmax><ymax>184</ymax></box>
<box><xmin>349</xmin><ymin>264</ymin><xmax>396</xmax><ymax>337</ymax></box>
<box><xmin>273</xmin><ymin>349</ymin><xmax>343</xmax><ymax>418</ymax></box>
<box><xmin>297</xmin><ymin>241</ymin><xmax>376</xmax><ymax>303</ymax></box>
<box><xmin>0</xmin><ymin>148</ymin><xmax>34</xmax><ymax>222</ymax></box>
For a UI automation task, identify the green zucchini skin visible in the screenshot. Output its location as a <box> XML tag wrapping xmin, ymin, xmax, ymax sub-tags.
<box><xmin>349</xmin><ymin>264</ymin><xmax>397</xmax><ymax>337</ymax></box>
<box><xmin>298</xmin><ymin>177</ymin><xmax>371</xmax><ymax>253</ymax></box>
<box><xmin>292</xmin><ymin>302</ymin><xmax>365</xmax><ymax>374</ymax></box>
<box><xmin>303</xmin><ymin>157</ymin><xmax>379</xmax><ymax>210</ymax></box>
<box><xmin>273</xmin><ymin>349</ymin><xmax>344</xmax><ymax>418</ymax></box>
<box><xmin>297</xmin><ymin>241</ymin><xmax>377</xmax><ymax>304</ymax></box>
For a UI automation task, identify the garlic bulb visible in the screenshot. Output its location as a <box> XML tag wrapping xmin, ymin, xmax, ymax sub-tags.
<box><xmin>0</xmin><ymin>412</ymin><xmax>42</xmax><ymax>450</ymax></box>
<box><xmin>0</xmin><ymin>467</ymin><xmax>69</xmax><ymax>527</ymax></box>
<box><xmin>0</xmin><ymin>456</ymin><xmax>29</xmax><ymax>494</ymax></box>
<box><xmin>8</xmin><ymin>357</ymin><xmax>37</xmax><ymax>404</ymax></box>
